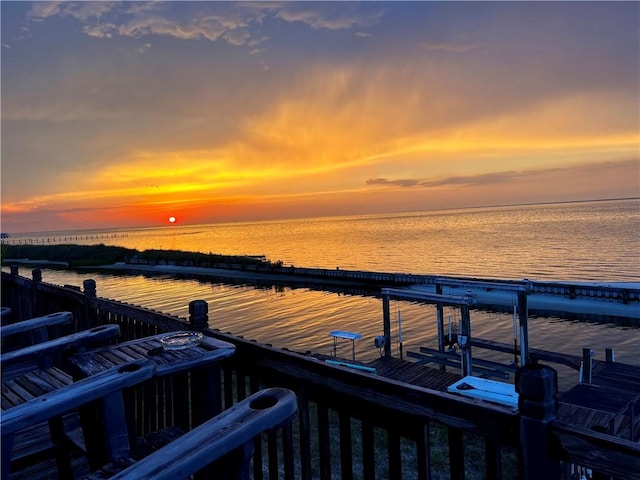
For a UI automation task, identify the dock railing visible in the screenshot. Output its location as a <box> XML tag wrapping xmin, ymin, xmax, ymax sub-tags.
<box><xmin>2</xmin><ymin>267</ymin><xmax>639</xmax><ymax>479</ymax></box>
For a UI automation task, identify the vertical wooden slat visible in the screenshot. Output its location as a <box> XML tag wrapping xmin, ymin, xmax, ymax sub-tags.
<box><xmin>236</xmin><ymin>367</ymin><xmax>247</xmax><ymax>402</ymax></box>
<box><xmin>48</xmin><ymin>416</ymin><xmax>73</xmax><ymax>478</ymax></box>
<box><xmin>485</xmin><ymin>438</ymin><xmax>502</xmax><ymax>480</ymax></box>
<box><xmin>223</xmin><ymin>365</ymin><xmax>234</xmax><ymax>410</ymax></box>
<box><xmin>173</xmin><ymin>373</ymin><xmax>190</xmax><ymax>431</ymax></box>
<box><xmin>165</xmin><ymin>376</ymin><xmax>174</xmax><ymax>427</ymax></box>
<box><xmin>267</xmin><ymin>429</ymin><xmax>278</xmax><ymax>479</ymax></box>
<box><xmin>282</xmin><ymin>421</ymin><xmax>295</xmax><ymax>480</ymax></box>
<box><xmin>387</xmin><ymin>428</ymin><xmax>402</xmax><ymax>479</ymax></box>
<box><xmin>318</xmin><ymin>402</ymin><xmax>332</xmax><ymax>480</ymax></box>
<box><xmin>134</xmin><ymin>385</ymin><xmax>144</xmax><ymax>436</ymax></box>
<box><xmin>297</xmin><ymin>385</ymin><xmax>313</xmax><ymax>480</ymax></box>
<box><xmin>157</xmin><ymin>375</ymin><xmax>167</xmax><ymax>429</ymax></box>
<box><xmin>339</xmin><ymin>410</ymin><xmax>354</xmax><ymax>480</ymax></box>
<box><xmin>250</xmin><ymin>375</ymin><xmax>264</xmax><ymax>480</ymax></box>
<box><xmin>448</xmin><ymin>427</ymin><xmax>464</xmax><ymax>480</ymax></box>
<box><xmin>362</xmin><ymin>419</ymin><xmax>376</xmax><ymax>480</ymax></box>
<box><xmin>416</xmin><ymin>421</ymin><xmax>431</xmax><ymax>480</ymax></box>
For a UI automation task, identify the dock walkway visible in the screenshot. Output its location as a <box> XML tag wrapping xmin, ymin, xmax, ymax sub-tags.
<box><xmin>557</xmin><ymin>360</ymin><xmax>640</xmax><ymax>441</ymax></box>
<box><xmin>368</xmin><ymin>356</ymin><xmax>462</xmax><ymax>391</ymax></box>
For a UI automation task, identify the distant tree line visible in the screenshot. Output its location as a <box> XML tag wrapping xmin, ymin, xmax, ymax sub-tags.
<box><xmin>0</xmin><ymin>244</ymin><xmax>272</xmax><ymax>268</ymax></box>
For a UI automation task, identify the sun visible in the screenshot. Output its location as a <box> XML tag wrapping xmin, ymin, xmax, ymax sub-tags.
<box><xmin>168</xmin><ymin>216</ymin><xmax>176</xmax><ymax>223</ymax></box>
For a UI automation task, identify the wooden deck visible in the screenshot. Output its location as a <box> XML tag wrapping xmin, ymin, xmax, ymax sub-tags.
<box><xmin>309</xmin><ymin>352</ymin><xmax>462</xmax><ymax>392</ymax></box>
<box><xmin>557</xmin><ymin>361</ymin><xmax>640</xmax><ymax>441</ymax></box>
<box><xmin>325</xmin><ymin>346</ymin><xmax>640</xmax><ymax>443</ymax></box>
<box><xmin>368</xmin><ymin>356</ymin><xmax>462</xmax><ymax>391</ymax></box>
<box><xmin>317</xmin><ymin>350</ymin><xmax>640</xmax><ymax>440</ymax></box>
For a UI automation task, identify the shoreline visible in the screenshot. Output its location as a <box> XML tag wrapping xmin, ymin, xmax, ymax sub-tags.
<box><xmin>84</xmin><ymin>262</ymin><xmax>640</xmax><ymax>321</ymax></box>
<box><xmin>4</xmin><ymin>258</ymin><xmax>638</xmax><ymax>320</ymax></box>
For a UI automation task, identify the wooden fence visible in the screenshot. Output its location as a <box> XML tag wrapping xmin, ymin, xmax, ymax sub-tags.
<box><xmin>2</xmin><ymin>267</ymin><xmax>639</xmax><ymax>480</ymax></box>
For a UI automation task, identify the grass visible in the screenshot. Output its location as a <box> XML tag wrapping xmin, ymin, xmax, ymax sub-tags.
<box><xmin>251</xmin><ymin>395</ymin><xmax>519</xmax><ymax>479</ymax></box>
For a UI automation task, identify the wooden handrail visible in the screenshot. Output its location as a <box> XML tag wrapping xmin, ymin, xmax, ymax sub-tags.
<box><xmin>0</xmin><ymin>311</ymin><xmax>73</xmax><ymax>338</ymax></box>
<box><xmin>109</xmin><ymin>388</ymin><xmax>297</xmax><ymax>480</ymax></box>
<box><xmin>1</xmin><ymin>324</ymin><xmax>121</xmax><ymax>367</ymax></box>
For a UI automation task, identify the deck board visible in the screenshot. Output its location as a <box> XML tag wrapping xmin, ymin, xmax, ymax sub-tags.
<box><xmin>368</xmin><ymin>356</ymin><xmax>462</xmax><ymax>391</ymax></box>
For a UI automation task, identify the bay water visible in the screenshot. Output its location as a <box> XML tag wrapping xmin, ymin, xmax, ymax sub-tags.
<box><xmin>5</xmin><ymin>199</ymin><xmax>639</xmax><ymax>389</ymax></box>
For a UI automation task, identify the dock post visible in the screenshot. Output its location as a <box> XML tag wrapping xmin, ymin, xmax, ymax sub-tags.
<box><xmin>517</xmin><ymin>290</ymin><xmax>529</xmax><ymax>365</ymax></box>
<box><xmin>582</xmin><ymin>348</ymin><xmax>594</xmax><ymax>384</ymax></box>
<box><xmin>436</xmin><ymin>284</ymin><xmax>445</xmax><ymax>345</ymax></box>
<box><xmin>516</xmin><ymin>363</ymin><xmax>561</xmax><ymax>480</ymax></box>
<box><xmin>382</xmin><ymin>294</ymin><xmax>392</xmax><ymax>358</ymax></box>
<box><xmin>605</xmin><ymin>348</ymin><xmax>615</xmax><ymax>363</ymax></box>
<box><xmin>436</xmin><ymin>301</ymin><xmax>445</xmax><ymax>371</ymax></box>
<box><xmin>30</xmin><ymin>268</ymin><xmax>42</xmax><ymax>319</ymax></box>
<box><xmin>459</xmin><ymin>304</ymin><xmax>472</xmax><ymax>377</ymax></box>
<box><xmin>83</xmin><ymin>279</ymin><xmax>98</xmax><ymax>328</ymax></box>
<box><xmin>189</xmin><ymin>300</ymin><xmax>209</xmax><ymax>330</ymax></box>
<box><xmin>9</xmin><ymin>265</ymin><xmax>21</xmax><ymax>322</ymax></box>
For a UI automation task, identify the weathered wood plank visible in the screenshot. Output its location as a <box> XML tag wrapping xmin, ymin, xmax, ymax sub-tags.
<box><xmin>2</xmin><ymin>360</ymin><xmax>155</xmax><ymax>480</ymax></box>
<box><xmin>0</xmin><ymin>312</ymin><xmax>72</xmax><ymax>340</ymax></box>
<box><xmin>550</xmin><ymin>421</ymin><xmax>640</xmax><ymax>480</ymax></box>
<box><xmin>2</xmin><ymin>360</ymin><xmax>155</xmax><ymax>436</ymax></box>
<box><xmin>1</xmin><ymin>325</ymin><xmax>120</xmax><ymax>367</ymax></box>
<box><xmin>97</xmin><ymin>388</ymin><xmax>297</xmax><ymax>480</ymax></box>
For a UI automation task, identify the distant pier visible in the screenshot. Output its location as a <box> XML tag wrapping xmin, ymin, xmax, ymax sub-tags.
<box><xmin>0</xmin><ymin>232</ymin><xmax>128</xmax><ymax>245</ymax></box>
<box><xmin>120</xmin><ymin>258</ymin><xmax>640</xmax><ymax>320</ymax></box>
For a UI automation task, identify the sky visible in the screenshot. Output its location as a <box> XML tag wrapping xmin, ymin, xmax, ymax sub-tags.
<box><xmin>1</xmin><ymin>1</ymin><xmax>639</xmax><ymax>234</ymax></box>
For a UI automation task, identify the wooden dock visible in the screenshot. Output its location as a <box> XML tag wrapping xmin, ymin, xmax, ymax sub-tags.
<box><xmin>556</xmin><ymin>360</ymin><xmax>640</xmax><ymax>442</ymax></box>
<box><xmin>316</xmin><ymin>336</ymin><xmax>640</xmax><ymax>443</ymax></box>
<box><xmin>400</xmin><ymin>338</ymin><xmax>640</xmax><ymax>442</ymax></box>
<box><xmin>368</xmin><ymin>356</ymin><xmax>462</xmax><ymax>391</ymax></box>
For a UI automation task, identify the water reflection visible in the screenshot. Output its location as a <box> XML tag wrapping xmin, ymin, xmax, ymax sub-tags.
<box><xmin>20</xmin><ymin>267</ymin><xmax>638</xmax><ymax>391</ymax></box>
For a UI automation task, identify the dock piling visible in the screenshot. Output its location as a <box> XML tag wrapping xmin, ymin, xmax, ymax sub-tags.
<box><xmin>517</xmin><ymin>363</ymin><xmax>561</xmax><ymax>480</ymax></box>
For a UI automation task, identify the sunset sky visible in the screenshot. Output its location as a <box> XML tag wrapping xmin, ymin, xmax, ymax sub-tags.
<box><xmin>1</xmin><ymin>1</ymin><xmax>638</xmax><ymax>233</ymax></box>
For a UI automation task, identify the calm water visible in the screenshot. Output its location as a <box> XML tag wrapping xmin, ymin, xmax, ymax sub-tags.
<box><xmin>9</xmin><ymin>198</ymin><xmax>639</xmax><ymax>281</ymax></box>
<box><xmin>4</xmin><ymin>199</ymin><xmax>639</xmax><ymax>389</ymax></box>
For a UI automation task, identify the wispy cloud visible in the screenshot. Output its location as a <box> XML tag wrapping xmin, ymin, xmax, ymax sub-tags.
<box><xmin>366</xmin><ymin>178</ymin><xmax>420</xmax><ymax>188</ymax></box>
<box><xmin>275</xmin><ymin>3</ymin><xmax>385</xmax><ymax>30</ymax></box>
<box><xmin>419</xmin><ymin>171</ymin><xmax>517</xmax><ymax>188</ymax></box>
<box><xmin>366</xmin><ymin>160</ymin><xmax>640</xmax><ymax>190</ymax></box>
<box><xmin>137</xmin><ymin>42</ymin><xmax>152</xmax><ymax>54</ymax></box>
<box><xmin>366</xmin><ymin>171</ymin><xmax>550</xmax><ymax>190</ymax></box>
<box><xmin>23</xmin><ymin>1</ymin><xmax>386</xmax><ymax>48</ymax></box>
<box><xmin>82</xmin><ymin>23</ymin><xmax>116</xmax><ymax>39</ymax></box>
<box><xmin>28</xmin><ymin>1</ymin><xmax>117</xmax><ymax>22</ymax></box>
<box><xmin>420</xmin><ymin>41</ymin><xmax>480</xmax><ymax>53</ymax></box>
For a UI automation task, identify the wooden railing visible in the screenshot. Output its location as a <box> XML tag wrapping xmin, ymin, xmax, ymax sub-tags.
<box><xmin>3</xmin><ymin>268</ymin><xmax>639</xmax><ymax>480</ymax></box>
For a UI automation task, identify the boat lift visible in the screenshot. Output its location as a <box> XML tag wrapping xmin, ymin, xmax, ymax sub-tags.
<box><xmin>381</xmin><ymin>279</ymin><xmax>532</xmax><ymax>377</ymax></box>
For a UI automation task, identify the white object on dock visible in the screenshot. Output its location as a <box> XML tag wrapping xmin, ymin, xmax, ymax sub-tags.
<box><xmin>447</xmin><ymin>376</ymin><xmax>519</xmax><ymax>410</ymax></box>
<box><xmin>329</xmin><ymin>330</ymin><xmax>363</xmax><ymax>361</ymax></box>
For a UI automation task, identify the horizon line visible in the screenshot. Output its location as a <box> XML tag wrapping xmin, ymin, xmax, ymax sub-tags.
<box><xmin>3</xmin><ymin>196</ymin><xmax>638</xmax><ymax>237</ymax></box>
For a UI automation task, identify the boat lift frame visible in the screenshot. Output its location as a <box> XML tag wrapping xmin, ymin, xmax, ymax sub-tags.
<box><xmin>381</xmin><ymin>279</ymin><xmax>532</xmax><ymax>377</ymax></box>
